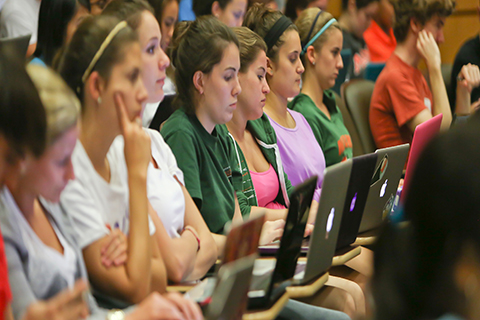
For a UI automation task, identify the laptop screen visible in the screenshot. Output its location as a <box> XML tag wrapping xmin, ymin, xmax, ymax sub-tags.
<box><xmin>269</xmin><ymin>176</ymin><xmax>317</xmax><ymax>292</ymax></box>
<box><xmin>336</xmin><ymin>153</ymin><xmax>377</xmax><ymax>249</ymax></box>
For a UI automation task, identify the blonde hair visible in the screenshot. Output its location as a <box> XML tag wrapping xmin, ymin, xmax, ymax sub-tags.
<box><xmin>26</xmin><ymin>64</ymin><xmax>80</xmax><ymax>146</ymax></box>
<box><xmin>295</xmin><ymin>8</ymin><xmax>340</xmax><ymax>66</ymax></box>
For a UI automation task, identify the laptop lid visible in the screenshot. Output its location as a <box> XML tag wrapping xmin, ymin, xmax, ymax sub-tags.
<box><xmin>0</xmin><ymin>34</ymin><xmax>31</xmax><ymax>62</ymax></box>
<box><xmin>222</xmin><ymin>213</ymin><xmax>265</xmax><ymax>266</ymax></box>
<box><xmin>359</xmin><ymin>144</ymin><xmax>410</xmax><ymax>233</ymax></box>
<box><xmin>265</xmin><ymin>176</ymin><xmax>317</xmax><ymax>296</ymax></box>
<box><xmin>336</xmin><ymin>153</ymin><xmax>378</xmax><ymax>250</ymax></box>
<box><xmin>401</xmin><ymin>114</ymin><xmax>442</xmax><ymax>202</ymax></box>
<box><xmin>205</xmin><ymin>255</ymin><xmax>257</xmax><ymax>320</ymax></box>
<box><xmin>301</xmin><ymin>161</ymin><xmax>351</xmax><ymax>284</ymax></box>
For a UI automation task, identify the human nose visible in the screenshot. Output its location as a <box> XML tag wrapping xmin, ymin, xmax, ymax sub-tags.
<box><xmin>66</xmin><ymin>158</ymin><xmax>75</xmax><ymax>181</ymax></box>
<box><xmin>159</xmin><ymin>47</ymin><xmax>170</xmax><ymax>70</ymax></box>
<box><xmin>137</xmin><ymin>78</ymin><xmax>149</xmax><ymax>103</ymax></box>
<box><xmin>436</xmin><ymin>30</ymin><xmax>445</xmax><ymax>44</ymax></box>
<box><xmin>233</xmin><ymin>75</ymin><xmax>242</xmax><ymax>97</ymax></box>
<box><xmin>263</xmin><ymin>78</ymin><xmax>270</xmax><ymax>94</ymax></box>
<box><xmin>337</xmin><ymin>54</ymin><xmax>344</xmax><ymax>69</ymax></box>
<box><xmin>298</xmin><ymin>59</ymin><xmax>305</xmax><ymax>74</ymax></box>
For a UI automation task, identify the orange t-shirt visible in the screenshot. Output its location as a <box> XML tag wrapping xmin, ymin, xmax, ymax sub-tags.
<box><xmin>369</xmin><ymin>54</ymin><xmax>433</xmax><ymax>148</ymax></box>
<box><xmin>364</xmin><ymin>20</ymin><xmax>397</xmax><ymax>63</ymax></box>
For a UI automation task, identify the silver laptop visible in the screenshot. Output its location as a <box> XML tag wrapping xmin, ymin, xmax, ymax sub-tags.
<box><xmin>295</xmin><ymin>160</ymin><xmax>352</xmax><ymax>285</ymax></box>
<box><xmin>358</xmin><ymin>144</ymin><xmax>409</xmax><ymax>233</ymax></box>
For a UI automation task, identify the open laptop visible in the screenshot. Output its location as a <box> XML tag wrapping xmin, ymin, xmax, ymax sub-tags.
<box><xmin>401</xmin><ymin>114</ymin><xmax>443</xmax><ymax>202</ymax></box>
<box><xmin>247</xmin><ymin>176</ymin><xmax>317</xmax><ymax>309</ymax></box>
<box><xmin>336</xmin><ymin>153</ymin><xmax>378</xmax><ymax>250</ymax></box>
<box><xmin>204</xmin><ymin>255</ymin><xmax>257</xmax><ymax>320</ymax></box>
<box><xmin>293</xmin><ymin>160</ymin><xmax>351</xmax><ymax>285</ymax></box>
<box><xmin>0</xmin><ymin>34</ymin><xmax>31</xmax><ymax>62</ymax></box>
<box><xmin>186</xmin><ymin>214</ymin><xmax>265</xmax><ymax>304</ymax></box>
<box><xmin>358</xmin><ymin>144</ymin><xmax>410</xmax><ymax>233</ymax></box>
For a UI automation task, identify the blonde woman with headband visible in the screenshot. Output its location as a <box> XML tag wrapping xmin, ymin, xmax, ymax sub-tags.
<box><xmin>102</xmin><ymin>0</ymin><xmax>218</xmax><ymax>283</ymax></box>
<box><xmin>57</xmin><ymin>15</ymin><xmax>201</xmax><ymax>319</ymax></box>
<box><xmin>290</xmin><ymin>8</ymin><xmax>352</xmax><ymax>167</ymax></box>
<box><xmin>1</xmin><ymin>64</ymin><xmax>200</xmax><ymax>320</ymax></box>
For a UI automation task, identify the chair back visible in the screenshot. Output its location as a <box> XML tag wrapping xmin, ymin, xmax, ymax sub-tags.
<box><xmin>341</xmin><ymin>79</ymin><xmax>376</xmax><ymax>154</ymax></box>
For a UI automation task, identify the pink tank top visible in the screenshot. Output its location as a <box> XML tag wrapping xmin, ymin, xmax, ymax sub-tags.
<box><xmin>250</xmin><ymin>164</ymin><xmax>286</xmax><ymax>210</ymax></box>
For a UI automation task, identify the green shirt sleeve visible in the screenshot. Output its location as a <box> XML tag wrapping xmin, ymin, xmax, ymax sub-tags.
<box><xmin>163</xmin><ymin>129</ymin><xmax>203</xmax><ymax>209</ymax></box>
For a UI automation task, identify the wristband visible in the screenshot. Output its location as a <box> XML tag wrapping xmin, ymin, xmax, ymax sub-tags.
<box><xmin>184</xmin><ymin>226</ymin><xmax>201</xmax><ymax>251</ymax></box>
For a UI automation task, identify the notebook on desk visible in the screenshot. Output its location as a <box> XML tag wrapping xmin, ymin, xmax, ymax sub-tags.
<box><xmin>359</xmin><ymin>144</ymin><xmax>410</xmax><ymax>233</ymax></box>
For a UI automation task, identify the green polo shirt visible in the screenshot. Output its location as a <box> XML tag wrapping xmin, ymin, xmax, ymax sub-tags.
<box><xmin>161</xmin><ymin>108</ymin><xmax>238</xmax><ymax>234</ymax></box>
<box><xmin>289</xmin><ymin>90</ymin><xmax>353</xmax><ymax>167</ymax></box>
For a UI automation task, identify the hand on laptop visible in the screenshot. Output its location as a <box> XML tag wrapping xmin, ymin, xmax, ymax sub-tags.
<box><xmin>259</xmin><ymin>220</ymin><xmax>285</xmax><ymax>245</ymax></box>
<box><xmin>304</xmin><ymin>224</ymin><xmax>314</xmax><ymax>238</ymax></box>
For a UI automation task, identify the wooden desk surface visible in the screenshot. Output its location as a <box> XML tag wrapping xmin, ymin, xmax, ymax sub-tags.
<box><xmin>166</xmin><ymin>282</ymin><xmax>197</xmax><ymax>293</ymax></box>
<box><xmin>286</xmin><ymin>272</ymin><xmax>329</xmax><ymax>298</ymax></box>
<box><xmin>331</xmin><ymin>246</ymin><xmax>362</xmax><ymax>266</ymax></box>
<box><xmin>243</xmin><ymin>291</ymin><xmax>289</xmax><ymax>320</ymax></box>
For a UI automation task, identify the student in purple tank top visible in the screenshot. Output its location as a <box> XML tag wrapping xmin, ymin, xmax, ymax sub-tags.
<box><xmin>243</xmin><ymin>4</ymin><xmax>325</xmax><ymax>207</ymax></box>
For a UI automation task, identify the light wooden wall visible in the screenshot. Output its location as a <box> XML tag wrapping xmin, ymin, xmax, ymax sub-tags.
<box><xmin>324</xmin><ymin>0</ymin><xmax>479</xmax><ymax>64</ymax></box>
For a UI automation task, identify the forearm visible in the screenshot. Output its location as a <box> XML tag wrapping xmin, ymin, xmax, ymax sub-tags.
<box><xmin>212</xmin><ymin>234</ymin><xmax>227</xmax><ymax>259</ymax></box>
<box><xmin>150</xmin><ymin>205</ymin><xmax>197</xmax><ymax>283</ymax></box>
<box><xmin>250</xmin><ymin>206</ymin><xmax>287</xmax><ymax>222</ymax></box>
<box><xmin>150</xmin><ymin>256</ymin><xmax>167</xmax><ymax>294</ymax></box>
<box><xmin>185</xmin><ymin>234</ymin><xmax>217</xmax><ymax>281</ymax></box>
<box><xmin>428</xmin><ymin>65</ymin><xmax>452</xmax><ymax>129</ymax></box>
<box><xmin>125</xmin><ymin>173</ymin><xmax>152</xmax><ymax>296</ymax></box>
<box><xmin>455</xmin><ymin>85</ymin><xmax>471</xmax><ymax>115</ymax></box>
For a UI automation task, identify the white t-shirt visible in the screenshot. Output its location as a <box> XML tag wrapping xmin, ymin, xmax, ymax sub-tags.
<box><xmin>2</xmin><ymin>188</ymin><xmax>77</xmax><ymax>289</ymax></box>
<box><xmin>145</xmin><ymin>129</ymin><xmax>185</xmax><ymax>238</ymax></box>
<box><xmin>0</xmin><ymin>0</ymin><xmax>40</xmax><ymax>44</ymax></box>
<box><xmin>60</xmin><ymin>139</ymin><xmax>156</xmax><ymax>249</ymax></box>
<box><xmin>142</xmin><ymin>102</ymin><xmax>159</xmax><ymax>128</ymax></box>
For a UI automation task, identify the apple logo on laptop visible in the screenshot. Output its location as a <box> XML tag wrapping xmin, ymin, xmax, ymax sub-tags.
<box><xmin>380</xmin><ymin>179</ymin><xmax>388</xmax><ymax>198</ymax></box>
<box><xmin>350</xmin><ymin>193</ymin><xmax>357</xmax><ymax>212</ymax></box>
<box><xmin>325</xmin><ymin>208</ymin><xmax>335</xmax><ymax>239</ymax></box>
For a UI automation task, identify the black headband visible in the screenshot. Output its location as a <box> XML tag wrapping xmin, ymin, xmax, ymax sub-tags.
<box><xmin>263</xmin><ymin>15</ymin><xmax>293</xmax><ymax>51</ymax></box>
<box><xmin>302</xmin><ymin>10</ymin><xmax>322</xmax><ymax>49</ymax></box>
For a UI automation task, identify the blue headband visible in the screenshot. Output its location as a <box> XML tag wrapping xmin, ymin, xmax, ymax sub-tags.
<box><xmin>301</xmin><ymin>18</ymin><xmax>337</xmax><ymax>56</ymax></box>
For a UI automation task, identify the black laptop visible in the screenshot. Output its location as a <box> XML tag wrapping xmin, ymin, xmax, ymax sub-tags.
<box><xmin>247</xmin><ymin>176</ymin><xmax>317</xmax><ymax>310</ymax></box>
<box><xmin>336</xmin><ymin>153</ymin><xmax>377</xmax><ymax>250</ymax></box>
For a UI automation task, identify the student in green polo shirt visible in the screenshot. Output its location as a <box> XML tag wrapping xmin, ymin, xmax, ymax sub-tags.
<box><xmin>160</xmin><ymin>16</ymin><xmax>242</xmax><ymax>238</ymax></box>
<box><xmin>289</xmin><ymin>8</ymin><xmax>353</xmax><ymax>167</ymax></box>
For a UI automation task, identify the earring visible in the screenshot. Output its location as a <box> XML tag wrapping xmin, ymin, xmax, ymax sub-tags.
<box><xmin>312</xmin><ymin>61</ymin><xmax>316</xmax><ymax>66</ymax></box>
<box><xmin>97</xmin><ymin>96</ymin><xmax>102</xmax><ymax>104</ymax></box>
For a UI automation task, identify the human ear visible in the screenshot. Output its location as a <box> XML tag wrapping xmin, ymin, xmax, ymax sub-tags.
<box><xmin>410</xmin><ymin>17</ymin><xmax>422</xmax><ymax>34</ymax></box>
<box><xmin>266</xmin><ymin>57</ymin><xmax>274</xmax><ymax>77</ymax></box>
<box><xmin>306</xmin><ymin>46</ymin><xmax>317</xmax><ymax>66</ymax></box>
<box><xmin>211</xmin><ymin>1</ymin><xmax>221</xmax><ymax>18</ymax></box>
<box><xmin>193</xmin><ymin>70</ymin><xmax>205</xmax><ymax>95</ymax></box>
<box><xmin>86</xmin><ymin>71</ymin><xmax>106</xmax><ymax>105</ymax></box>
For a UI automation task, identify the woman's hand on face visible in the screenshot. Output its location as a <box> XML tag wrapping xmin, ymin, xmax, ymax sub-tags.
<box><xmin>101</xmin><ymin>228</ymin><xmax>128</xmax><ymax>268</ymax></box>
<box><xmin>125</xmin><ymin>292</ymin><xmax>203</xmax><ymax>320</ymax></box>
<box><xmin>23</xmin><ymin>280</ymin><xmax>89</xmax><ymax>320</ymax></box>
<box><xmin>114</xmin><ymin>92</ymin><xmax>151</xmax><ymax>175</ymax></box>
<box><xmin>259</xmin><ymin>219</ymin><xmax>285</xmax><ymax>245</ymax></box>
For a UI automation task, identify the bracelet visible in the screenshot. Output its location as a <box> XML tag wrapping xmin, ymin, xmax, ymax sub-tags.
<box><xmin>106</xmin><ymin>309</ymin><xmax>125</xmax><ymax>320</ymax></box>
<box><xmin>184</xmin><ymin>226</ymin><xmax>201</xmax><ymax>252</ymax></box>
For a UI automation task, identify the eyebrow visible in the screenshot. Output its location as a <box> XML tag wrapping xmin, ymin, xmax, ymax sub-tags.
<box><xmin>258</xmin><ymin>66</ymin><xmax>266</xmax><ymax>72</ymax></box>
<box><xmin>224</xmin><ymin>67</ymin><xmax>237</xmax><ymax>72</ymax></box>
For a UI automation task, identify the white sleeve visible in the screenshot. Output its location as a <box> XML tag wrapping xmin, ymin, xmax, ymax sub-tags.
<box><xmin>60</xmin><ymin>180</ymin><xmax>109</xmax><ymax>249</ymax></box>
<box><xmin>147</xmin><ymin>129</ymin><xmax>184</xmax><ymax>185</ymax></box>
<box><xmin>1</xmin><ymin>10</ymin><xmax>37</xmax><ymax>44</ymax></box>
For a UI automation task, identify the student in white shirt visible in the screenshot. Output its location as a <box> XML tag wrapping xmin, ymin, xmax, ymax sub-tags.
<box><xmin>57</xmin><ymin>15</ymin><xmax>199</xmax><ymax>312</ymax></box>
